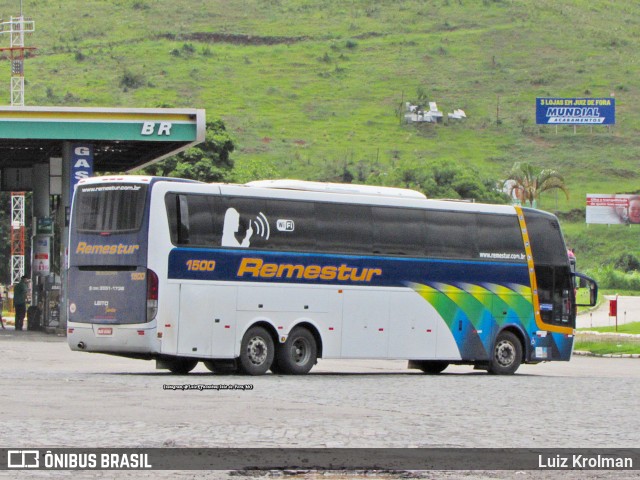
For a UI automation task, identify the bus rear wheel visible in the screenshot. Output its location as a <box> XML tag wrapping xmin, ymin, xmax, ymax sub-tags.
<box><xmin>410</xmin><ymin>360</ymin><xmax>449</xmax><ymax>374</ymax></box>
<box><xmin>238</xmin><ymin>326</ymin><xmax>274</xmax><ymax>376</ymax></box>
<box><xmin>269</xmin><ymin>362</ymin><xmax>284</xmax><ymax>374</ymax></box>
<box><xmin>488</xmin><ymin>331</ymin><xmax>522</xmax><ymax>375</ymax></box>
<box><xmin>275</xmin><ymin>327</ymin><xmax>317</xmax><ymax>375</ymax></box>
<box><xmin>166</xmin><ymin>357</ymin><xmax>198</xmax><ymax>375</ymax></box>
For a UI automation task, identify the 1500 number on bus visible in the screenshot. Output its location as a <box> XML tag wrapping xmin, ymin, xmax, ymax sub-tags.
<box><xmin>186</xmin><ymin>259</ymin><xmax>217</xmax><ymax>271</ymax></box>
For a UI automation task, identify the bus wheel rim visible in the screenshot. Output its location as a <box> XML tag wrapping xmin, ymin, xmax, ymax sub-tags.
<box><xmin>247</xmin><ymin>336</ymin><xmax>268</xmax><ymax>365</ymax></box>
<box><xmin>292</xmin><ymin>337</ymin><xmax>311</xmax><ymax>365</ymax></box>
<box><xmin>495</xmin><ymin>340</ymin><xmax>515</xmax><ymax>367</ymax></box>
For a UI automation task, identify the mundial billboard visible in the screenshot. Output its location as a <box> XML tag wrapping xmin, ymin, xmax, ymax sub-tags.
<box><xmin>536</xmin><ymin>98</ymin><xmax>615</xmax><ymax>125</ymax></box>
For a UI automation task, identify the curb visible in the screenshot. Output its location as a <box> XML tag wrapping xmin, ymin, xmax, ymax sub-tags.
<box><xmin>577</xmin><ymin>330</ymin><xmax>640</xmax><ymax>338</ymax></box>
<box><xmin>575</xmin><ymin>331</ymin><xmax>640</xmax><ymax>345</ymax></box>
<box><xmin>573</xmin><ymin>350</ymin><xmax>640</xmax><ymax>359</ymax></box>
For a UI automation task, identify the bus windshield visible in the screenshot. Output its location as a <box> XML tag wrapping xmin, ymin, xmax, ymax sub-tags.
<box><xmin>75</xmin><ymin>184</ymin><xmax>148</xmax><ymax>233</ymax></box>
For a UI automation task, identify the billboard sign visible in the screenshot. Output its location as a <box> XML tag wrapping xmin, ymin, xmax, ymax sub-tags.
<box><xmin>586</xmin><ymin>194</ymin><xmax>640</xmax><ymax>224</ymax></box>
<box><xmin>536</xmin><ymin>98</ymin><xmax>615</xmax><ymax>125</ymax></box>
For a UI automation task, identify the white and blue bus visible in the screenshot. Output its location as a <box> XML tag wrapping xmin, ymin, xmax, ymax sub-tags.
<box><xmin>67</xmin><ymin>176</ymin><xmax>597</xmax><ymax>375</ymax></box>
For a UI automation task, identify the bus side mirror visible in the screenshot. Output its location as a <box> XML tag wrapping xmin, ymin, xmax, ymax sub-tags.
<box><xmin>573</xmin><ymin>272</ymin><xmax>598</xmax><ymax>307</ymax></box>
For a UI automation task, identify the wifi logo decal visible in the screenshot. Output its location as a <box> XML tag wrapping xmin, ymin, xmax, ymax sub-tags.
<box><xmin>277</xmin><ymin>219</ymin><xmax>295</xmax><ymax>232</ymax></box>
<box><xmin>251</xmin><ymin>212</ymin><xmax>270</xmax><ymax>240</ymax></box>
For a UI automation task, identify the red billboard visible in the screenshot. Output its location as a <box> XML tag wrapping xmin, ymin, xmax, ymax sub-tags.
<box><xmin>586</xmin><ymin>194</ymin><xmax>640</xmax><ymax>224</ymax></box>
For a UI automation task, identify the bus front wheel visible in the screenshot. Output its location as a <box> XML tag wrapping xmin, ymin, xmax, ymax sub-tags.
<box><xmin>238</xmin><ymin>326</ymin><xmax>274</xmax><ymax>376</ymax></box>
<box><xmin>275</xmin><ymin>327</ymin><xmax>317</xmax><ymax>375</ymax></box>
<box><xmin>166</xmin><ymin>357</ymin><xmax>198</xmax><ymax>375</ymax></box>
<box><xmin>488</xmin><ymin>331</ymin><xmax>522</xmax><ymax>375</ymax></box>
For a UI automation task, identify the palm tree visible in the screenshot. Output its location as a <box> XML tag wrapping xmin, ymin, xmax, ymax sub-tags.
<box><xmin>503</xmin><ymin>162</ymin><xmax>569</xmax><ymax>208</ymax></box>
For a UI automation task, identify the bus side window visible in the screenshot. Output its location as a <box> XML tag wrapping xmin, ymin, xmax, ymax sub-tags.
<box><xmin>264</xmin><ymin>199</ymin><xmax>316</xmax><ymax>252</ymax></box>
<box><xmin>315</xmin><ymin>203</ymin><xmax>373</xmax><ymax>254</ymax></box>
<box><xmin>165</xmin><ymin>193</ymin><xmax>191</xmax><ymax>245</ymax></box>
<box><xmin>177</xmin><ymin>195</ymin><xmax>190</xmax><ymax>244</ymax></box>
<box><xmin>424</xmin><ymin>210</ymin><xmax>478</xmax><ymax>260</ymax></box>
<box><xmin>184</xmin><ymin>195</ymin><xmax>222</xmax><ymax>247</ymax></box>
<box><xmin>372</xmin><ymin>206</ymin><xmax>425</xmax><ymax>256</ymax></box>
<box><xmin>476</xmin><ymin>213</ymin><xmax>524</xmax><ymax>259</ymax></box>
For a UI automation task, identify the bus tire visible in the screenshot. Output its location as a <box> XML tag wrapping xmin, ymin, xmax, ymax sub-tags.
<box><xmin>411</xmin><ymin>360</ymin><xmax>449</xmax><ymax>374</ymax></box>
<box><xmin>204</xmin><ymin>360</ymin><xmax>238</xmax><ymax>375</ymax></box>
<box><xmin>488</xmin><ymin>331</ymin><xmax>522</xmax><ymax>375</ymax></box>
<box><xmin>238</xmin><ymin>326</ymin><xmax>274</xmax><ymax>376</ymax></box>
<box><xmin>166</xmin><ymin>357</ymin><xmax>198</xmax><ymax>375</ymax></box>
<box><xmin>275</xmin><ymin>327</ymin><xmax>317</xmax><ymax>375</ymax></box>
<box><xmin>269</xmin><ymin>361</ymin><xmax>285</xmax><ymax>374</ymax></box>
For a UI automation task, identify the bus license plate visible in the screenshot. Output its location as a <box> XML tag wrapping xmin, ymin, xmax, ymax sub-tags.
<box><xmin>97</xmin><ymin>327</ymin><xmax>113</xmax><ymax>336</ymax></box>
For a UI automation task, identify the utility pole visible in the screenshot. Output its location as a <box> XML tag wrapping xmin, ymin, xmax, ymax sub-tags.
<box><xmin>0</xmin><ymin>9</ymin><xmax>35</xmax><ymax>106</ymax></box>
<box><xmin>10</xmin><ymin>192</ymin><xmax>25</xmax><ymax>284</ymax></box>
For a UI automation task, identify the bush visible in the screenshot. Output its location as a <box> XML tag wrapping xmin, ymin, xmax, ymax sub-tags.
<box><xmin>182</xmin><ymin>43</ymin><xmax>196</xmax><ymax>55</ymax></box>
<box><xmin>388</xmin><ymin>160</ymin><xmax>509</xmax><ymax>204</ymax></box>
<box><xmin>590</xmin><ymin>265</ymin><xmax>640</xmax><ymax>290</ymax></box>
<box><xmin>613</xmin><ymin>253</ymin><xmax>640</xmax><ymax>273</ymax></box>
<box><xmin>119</xmin><ymin>70</ymin><xmax>145</xmax><ymax>90</ymax></box>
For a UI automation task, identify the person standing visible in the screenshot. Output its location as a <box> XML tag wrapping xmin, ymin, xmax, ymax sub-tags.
<box><xmin>14</xmin><ymin>276</ymin><xmax>29</xmax><ymax>331</ymax></box>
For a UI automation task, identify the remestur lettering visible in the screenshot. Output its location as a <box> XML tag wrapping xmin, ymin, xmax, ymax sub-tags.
<box><xmin>75</xmin><ymin>242</ymin><xmax>139</xmax><ymax>255</ymax></box>
<box><xmin>237</xmin><ymin>257</ymin><xmax>382</xmax><ymax>282</ymax></box>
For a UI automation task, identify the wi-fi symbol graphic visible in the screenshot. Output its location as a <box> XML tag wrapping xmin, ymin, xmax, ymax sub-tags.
<box><xmin>251</xmin><ymin>212</ymin><xmax>270</xmax><ymax>240</ymax></box>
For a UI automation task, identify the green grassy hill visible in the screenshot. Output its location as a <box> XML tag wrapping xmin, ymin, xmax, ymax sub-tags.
<box><xmin>2</xmin><ymin>0</ymin><xmax>640</xmax><ymax>271</ymax></box>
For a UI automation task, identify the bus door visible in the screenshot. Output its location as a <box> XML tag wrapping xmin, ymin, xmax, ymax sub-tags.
<box><xmin>530</xmin><ymin>265</ymin><xmax>576</xmax><ymax>361</ymax></box>
<box><xmin>68</xmin><ymin>183</ymin><xmax>151</xmax><ymax>327</ymax></box>
<box><xmin>535</xmin><ymin>266</ymin><xmax>574</xmax><ymax>328</ymax></box>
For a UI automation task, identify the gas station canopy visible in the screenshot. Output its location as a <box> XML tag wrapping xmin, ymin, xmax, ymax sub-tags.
<box><xmin>0</xmin><ymin>105</ymin><xmax>206</xmax><ymax>332</ymax></box>
<box><xmin>0</xmin><ymin>106</ymin><xmax>206</xmax><ymax>189</ymax></box>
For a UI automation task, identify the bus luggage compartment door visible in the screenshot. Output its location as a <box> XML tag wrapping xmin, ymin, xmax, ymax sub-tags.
<box><xmin>341</xmin><ymin>290</ymin><xmax>390</xmax><ymax>358</ymax></box>
<box><xmin>177</xmin><ymin>284</ymin><xmax>237</xmax><ymax>358</ymax></box>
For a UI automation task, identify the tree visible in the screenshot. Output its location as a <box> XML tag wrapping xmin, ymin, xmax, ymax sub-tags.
<box><xmin>387</xmin><ymin>160</ymin><xmax>508</xmax><ymax>204</ymax></box>
<box><xmin>503</xmin><ymin>162</ymin><xmax>569</xmax><ymax>207</ymax></box>
<box><xmin>141</xmin><ymin>119</ymin><xmax>235</xmax><ymax>182</ymax></box>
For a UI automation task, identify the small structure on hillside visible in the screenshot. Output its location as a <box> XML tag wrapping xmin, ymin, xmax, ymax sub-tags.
<box><xmin>448</xmin><ymin>109</ymin><xmax>466</xmax><ymax>121</ymax></box>
<box><xmin>405</xmin><ymin>101</ymin><xmax>465</xmax><ymax>124</ymax></box>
